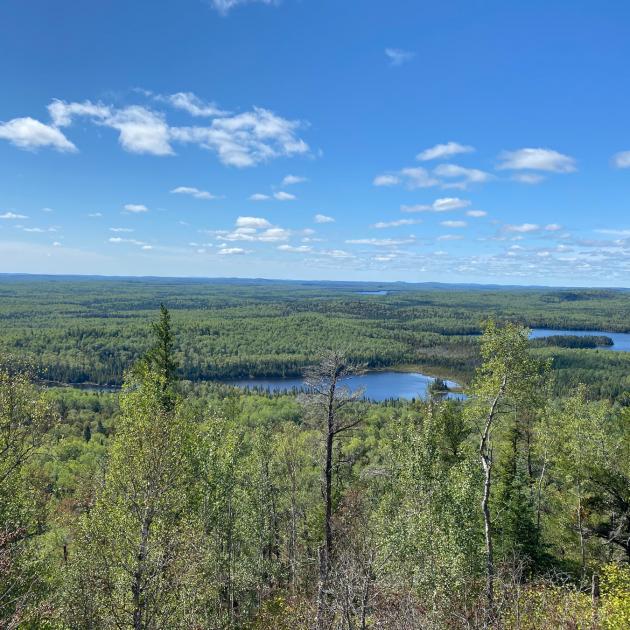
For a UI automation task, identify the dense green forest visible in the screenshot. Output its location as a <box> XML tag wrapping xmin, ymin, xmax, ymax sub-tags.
<box><xmin>1</xmin><ymin>276</ymin><xmax>630</xmax><ymax>399</ymax></box>
<box><xmin>0</xmin><ymin>300</ymin><xmax>629</xmax><ymax>628</ymax></box>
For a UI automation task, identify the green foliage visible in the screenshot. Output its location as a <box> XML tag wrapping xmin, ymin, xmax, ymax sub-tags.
<box><xmin>0</xmin><ymin>277</ymin><xmax>628</xmax><ymax>400</ymax></box>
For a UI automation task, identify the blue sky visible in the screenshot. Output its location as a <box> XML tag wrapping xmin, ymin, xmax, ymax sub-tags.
<box><xmin>1</xmin><ymin>0</ymin><xmax>630</xmax><ymax>286</ymax></box>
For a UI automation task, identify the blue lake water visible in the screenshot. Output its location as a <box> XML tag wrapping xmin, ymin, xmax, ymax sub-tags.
<box><xmin>225</xmin><ymin>371</ymin><xmax>464</xmax><ymax>402</ymax></box>
<box><xmin>530</xmin><ymin>328</ymin><xmax>630</xmax><ymax>352</ymax></box>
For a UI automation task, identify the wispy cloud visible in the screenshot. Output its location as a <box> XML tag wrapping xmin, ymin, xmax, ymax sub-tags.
<box><xmin>437</xmin><ymin>234</ymin><xmax>464</xmax><ymax>241</ymax></box>
<box><xmin>440</xmin><ymin>220</ymin><xmax>467</xmax><ymax>228</ymax></box>
<box><xmin>385</xmin><ymin>48</ymin><xmax>415</xmax><ymax>66</ymax></box>
<box><xmin>498</xmin><ymin>148</ymin><xmax>576</xmax><ymax>173</ymax></box>
<box><xmin>416</xmin><ymin>141</ymin><xmax>474</xmax><ymax>161</ymax></box>
<box><xmin>124</xmin><ymin>204</ymin><xmax>149</xmax><ymax>213</ymax></box>
<box><xmin>218</xmin><ymin>246</ymin><xmax>250</xmax><ymax>255</ymax></box>
<box><xmin>512</xmin><ymin>172</ymin><xmax>546</xmax><ymax>184</ymax></box>
<box><xmin>249</xmin><ymin>193</ymin><xmax>270</xmax><ymax>201</ymax></box>
<box><xmin>466</xmin><ymin>210</ymin><xmax>487</xmax><ymax>218</ymax></box>
<box><xmin>110</xmin><ymin>227</ymin><xmax>134</xmax><ymax>232</ymax></box>
<box><xmin>278</xmin><ymin>244</ymin><xmax>313</xmax><ymax>253</ymax></box>
<box><xmin>108</xmin><ymin>237</ymin><xmax>148</xmax><ymax>246</ymax></box>
<box><xmin>375</xmin><ymin>163</ymin><xmax>491</xmax><ymax>190</ymax></box>
<box><xmin>612</xmin><ymin>151</ymin><xmax>630</xmax><ymax>169</ymax></box>
<box><xmin>433</xmin><ymin>163</ymin><xmax>494</xmax><ymax>188</ymax></box>
<box><xmin>400</xmin><ymin>167</ymin><xmax>440</xmax><ymax>189</ymax></box>
<box><xmin>314</xmin><ymin>214</ymin><xmax>335</xmax><ymax>224</ymax></box>
<box><xmin>171</xmin><ymin>107</ymin><xmax>309</xmax><ymax>167</ymax></box>
<box><xmin>401</xmin><ymin>197</ymin><xmax>471</xmax><ymax>213</ymax></box>
<box><xmin>504</xmin><ymin>223</ymin><xmax>540</xmax><ymax>233</ymax></box>
<box><xmin>236</xmin><ymin>216</ymin><xmax>272</xmax><ymax>229</ymax></box>
<box><xmin>346</xmin><ymin>237</ymin><xmax>415</xmax><ymax>246</ymax></box>
<box><xmin>372</xmin><ymin>218</ymin><xmax>421</xmax><ymax>228</ymax></box>
<box><xmin>281</xmin><ymin>174</ymin><xmax>307</xmax><ymax>186</ymax></box>
<box><xmin>274</xmin><ymin>191</ymin><xmax>295</xmax><ymax>201</ymax></box>
<box><xmin>211</xmin><ymin>0</ymin><xmax>276</xmax><ymax>16</ymax></box>
<box><xmin>0</xmin><ymin>212</ymin><xmax>28</xmax><ymax>220</ymax></box>
<box><xmin>595</xmin><ymin>228</ymin><xmax>630</xmax><ymax>237</ymax></box>
<box><xmin>373</xmin><ymin>174</ymin><xmax>401</xmax><ymax>187</ymax></box>
<box><xmin>170</xmin><ymin>186</ymin><xmax>218</xmax><ymax>199</ymax></box>
<box><xmin>161</xmin><ymin>92</ymin><xmax>227</xmax><ymax>117</ymax></box>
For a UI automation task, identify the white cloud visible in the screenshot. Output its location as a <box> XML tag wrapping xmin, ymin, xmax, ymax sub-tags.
<box><xmin>249</xmin><ymin>193</ymin><xmax>271</xmax><ymax>201</ymax></box>
<box><xmin>106</xmin><ymin>106</ymin><xmax>173</xmax><ymax>155</ymax></box>
<box><xmin>47</xmin><ymin>99</ymin><xmax>110</xmax><ymax>127</ymax></box>
<box><xmin>314</xmin><ymin>213</ymin><xmax>335</xmax><ymax>224</ymax></box>
<box><xmin>433</xmin><ymin>197</ymin><xmax>471</xmax><ymax>211</ymax></box>
<box><xmin>595</xmin><ymin>228</ymin><xmax>630</xmax><ymax>237</ymax></box>
<box><xmin>512</xmin><ymin>173</ymin><xmax>546</xmax><ymax>184</ymax></box>
<box><xmin>504</xmin><ymin>223</ymin><xmax>540</xmax><ymax>233</ymax></box>
<box><xmin>23</xmin><ymin>227</ymin><xmax>45</xmax><ymax>233</ymax></box>
<box><xmin>142</xmin><ymin>245</ymin><xmax>153</xmax><ymax>250</ymax></box>
<box><xmin>0</xmin><ymin>117</ymin><xmax>77</xmax><ymax>152</ymax></box>
<box><xmin>385</xmin><ymin>48</ymin><xmax>415</xmax><ymax>66</ymax></box>
<box><xmin>108</xmin><ymin>237</ymin><xmax>147</xmax><ymax>246</ymax></box>
<box><xmin>440</xmin><ymin>220</ymin><xmax>467</xmax><ymax>228</ymax></box>
<box><xmin>372</xmin><ymin>218</ymin><xmax>421</xmax><ymax>228</ymax></box>
<box><xmin>171</xmin><ymin>106</ymin><xmax>308</xmax><ymax>167</ymax></box>
<box><xmin>110</xmin><ymin>227</ymin><xmax>134</xmax><ymax>232</ymax></box>
<box><xmin>401</xmin><ymin>197</ymin><xmax>470</xmax><ymax>213</ymax></box>
<box><xmin>164</xmin><ymin>92</ymin><xmax>226</xmax><ymax>117</ymax></box>
<box><xmin>274</xmin><ymin>191</ymin><xmax>296</xmax><ymax>201</ymax></box>
<box><xmin>376</xmin><ymin>160</ymin><xmax>491</xmax><ymax>191</ymax></box>
<box><xmin>400</xmin><ymin>167</ymin><xmax>440</xmax><ymax>188</ymax></box>
<box><xmin>0</xmin><ymin>212</ymin><xmax>28</xmax><ymax>220</ymax></box>
<box><xmin>170</xmin><ymin>186</ymin><xmax>217</xmax><ymax>199</ymax></box>
<box><xmin>236</xmin><ymin>216</ymin><xmax>272</xmax><ymax>229</ymax></box>
<box><xmin>498</xmin><ymin>148</ymin><xmax>576</xmax><ymax>173</ymax></box>
<box><xmin>612</xmin><ymin>151</ymin><xmax>630</xmax><ymax>169</ymax></box>
<box><xmin>281</xmin><ymin>174</ymin><xmax>307</xmax><ymax>186</ymax></box>
<box><xmin>211</xmin><ymin>0</ymin><xmax>276</xmax><ymax>15</ymax></box>
<box><xmin>278</xmin><ymin>244</ymin><xmax>313</xmax><ymax>253</ymax></box>
<box><xmin>545</xmin><ymin>223</ymin><xmax>562</xmax><ymax>231</ymax></box>
<box><xmin>257</xmin><ymin>228</ymin><xmax>290</xmax><ymax>241</ymax></box>
<box><xmin>437</xmin><ymin>234</ymin><xmax>464</xmax><ymax>241</ymax></box>
<box><xmin>433</xmin><ymin>163</ymin><xmax>493</xmax><ymax>187</ymax></box>
<box><xmin>218</xmin><ymin>246</ymin><xmax>249</xmax><ymax>255</ymax></box>
<box><xmin>466</xmin><ymin>210</ymin><xmax>487</xmax><ymax>217</ymax></box>
<box><xmin>320</xmin><ymin>249</ymin><xmax>353</xmax><ymax>258</ymax></box>
<box><xmin>52</xmin><ymin>241</ymin><xmax>61</xmax><ymax>247</ymax></box>
<box><xmin>373</xmin><ymin>174</ymin><xmax>400</xmax><ymax>186</ymax></box>
<box><xmin>346</xmin><ymin>237</ymin><xmax>415</xmax><ymax>246</ymax></box>
<box><xmin>41</xmin><ymin>207</ymin><xmax>54</xmax><ymax>213</ymax></box>
<box><xmin>88</xmin><ymin>212</ymin><xmax>103</xmax><ymax>217</ymax></box>
<box><xmin>124</xmin><ymin>204</ymin><xmax>149</xmax><ymax>213</ymax></box>
<box><xmin>21</xmin><ymin>98</ymin><xmax>308</xmax><ymax>167</ymax></box>
<box><xmin>416</xmin><ymin>141</ymin><xmax>474</xmax><ymax>161</ymax></box>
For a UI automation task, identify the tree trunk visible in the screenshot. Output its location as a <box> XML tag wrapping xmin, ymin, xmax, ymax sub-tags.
<box><xmin>132</xmin><ymin>509</ymin><xmax>152</xmax><ymax>630</ymax></box>
<box><xmin>479</xmin><ymin>374</ymin><xmax>506</xmax><ymax>628</ymax></box>
<box><xmin>316</xmin><ymin>383</ymin><xmax>337</xmax><ymax>629</ymax></box>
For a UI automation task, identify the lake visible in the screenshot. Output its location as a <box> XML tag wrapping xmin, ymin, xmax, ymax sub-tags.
<box><xmin>530</xmin><ymin>328</ymin><xmax>630</xmax><ymax>352</ymax></box>
<box><xmin>356</xmin><ymin>290</ymin><xmax>389</xmax><ymax>295</ymax></box>
<box><xmin>225</xmin><ymin>371</ymin><xmax>464</xmax><ymax>402</ymax></box>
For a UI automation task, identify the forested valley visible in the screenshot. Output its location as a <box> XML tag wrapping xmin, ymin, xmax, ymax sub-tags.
<box><xmin>1</xmin><ymin>278</ymin><xmax>629</xmax><ymax>628</ymax></box>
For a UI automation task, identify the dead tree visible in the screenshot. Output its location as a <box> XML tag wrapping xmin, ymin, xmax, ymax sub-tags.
<box><xmin>301</xmin><ymin>350</ymin><xmax>364</xmax><ymax>629</ymax></box>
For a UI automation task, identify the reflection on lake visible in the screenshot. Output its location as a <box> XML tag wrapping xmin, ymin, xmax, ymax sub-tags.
<box><xmin>225</xmin><ymin>371</ymin><xmax>464</xmax><ymax>402</ymax></box>
<box><xmin>530</xmin><ymin>328</ymin><xmax>630</xmax><ymax>352</ymax></box>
